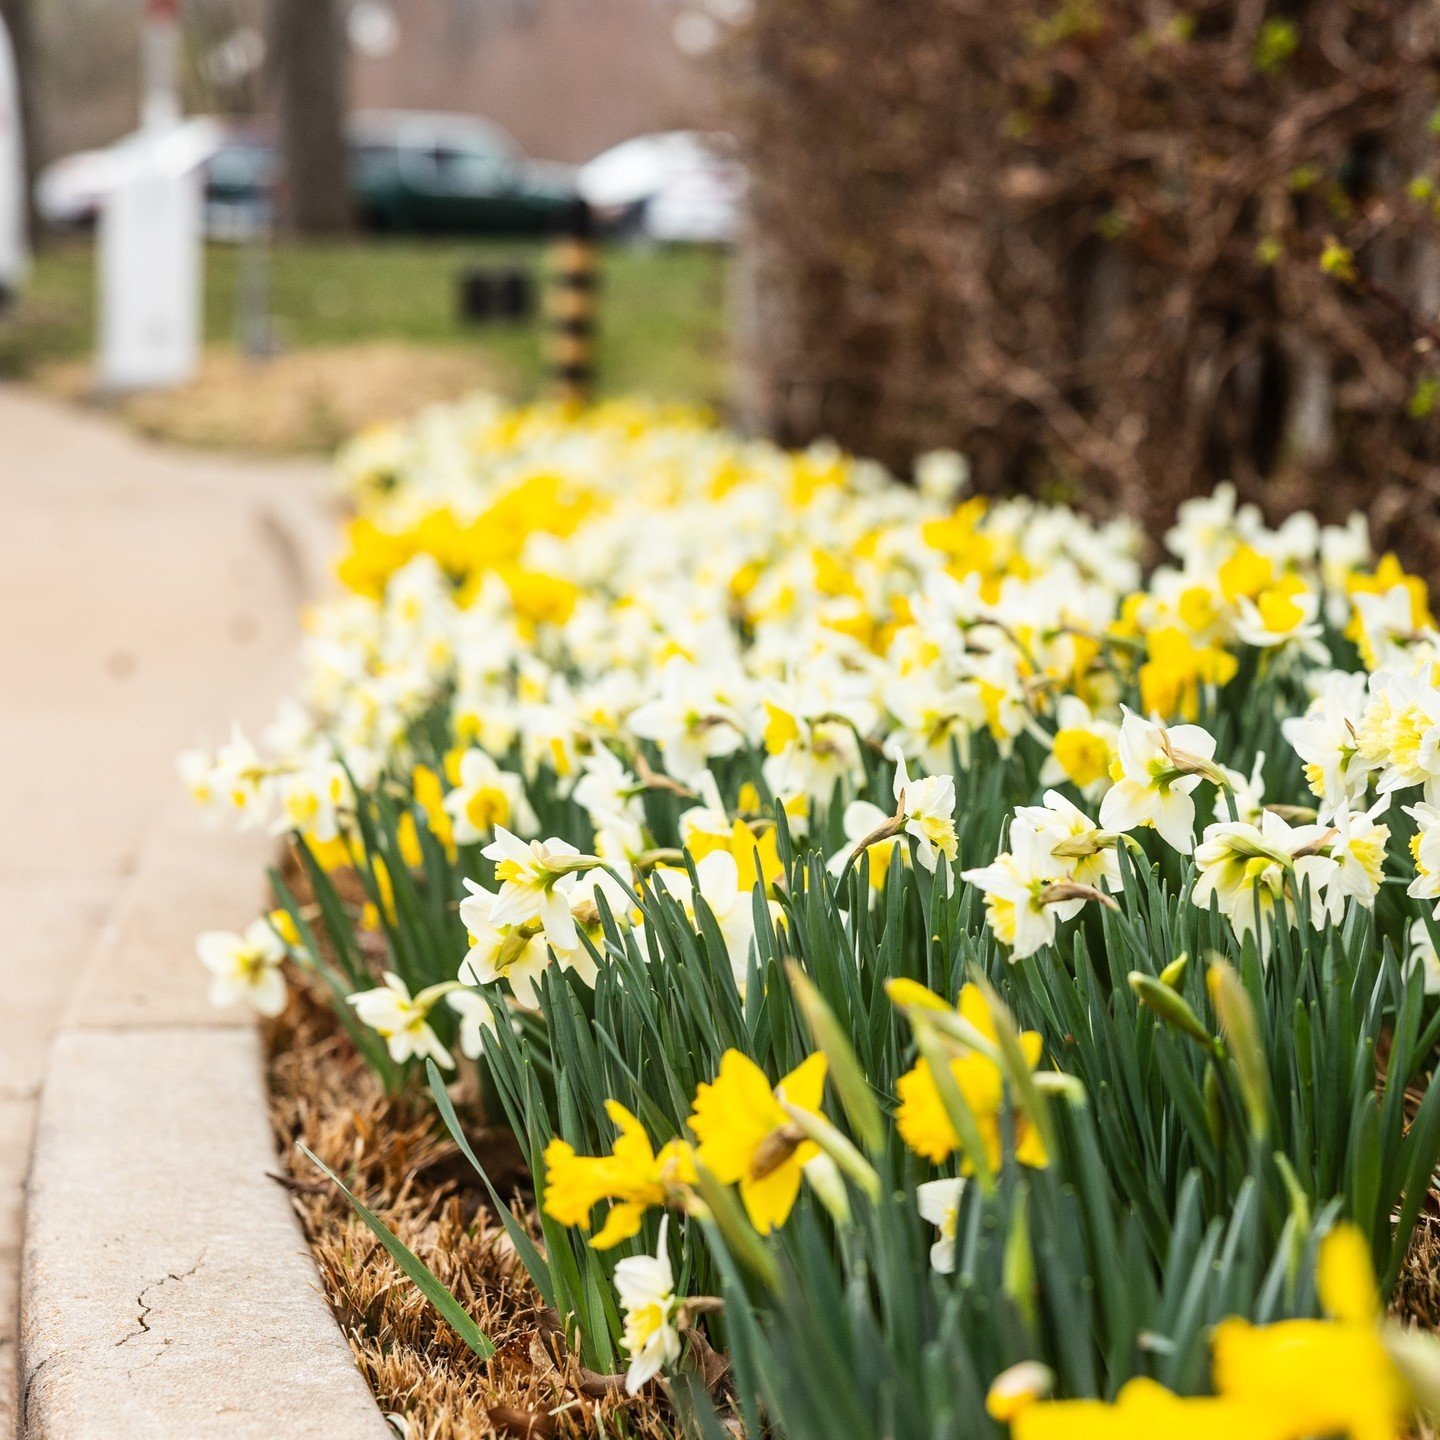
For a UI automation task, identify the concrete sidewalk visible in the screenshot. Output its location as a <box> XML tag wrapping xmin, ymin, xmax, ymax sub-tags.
<box><xmin>0</xmin><ymin>387</ymin><xmax>329</xmax><ymax>1432</ymax></box>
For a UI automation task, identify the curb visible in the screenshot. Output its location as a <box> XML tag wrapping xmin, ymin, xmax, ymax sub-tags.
<box><xmin>17</xmin><ymin>500</ymin><xmax>393</xmax><ymax>1437</ymax></box>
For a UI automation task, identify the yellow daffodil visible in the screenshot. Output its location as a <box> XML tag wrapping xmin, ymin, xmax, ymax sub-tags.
<box><xmin>684</xmin><ymin>812</ymin><xmax>785</xmax><ymax>894</ymax></box>
<box><xmin>542</xmin><ymin>1100</ymin><xmax>696</xmax><ymax>1249</ymax></box>
<box><xmin>891</xmin><ymin>982</ymin><xmax>1048</xmax><ymax>1171</ymax></box>
<box><xmin>1007</xmin><ymin>1225</ymin><xmax>1409</xmax><ymax>1440</ymax></box>
<box><xmin>1010</xmin><ymin>1375</ymin><xmax>1272</xmax><ymax>1440</ymax></box>
<box><xmin>1210</xmin><ymin>1226</ymin><xmax>1406</xmax><ymax>1440</ymax></box>
<box><xmin>397</xmin><ymin>763</ymin><xmax>456</xmax><ymax>865</ymax></box>
<box><xmin>1138</xmin><ymin>626</ymin><xmax>1238</xmax><ymax>721</ymax></box>
<box><xmin>687</xmin><ymin>1049</ymin><xmax>829</xmax><ymax>1233</ymax></box>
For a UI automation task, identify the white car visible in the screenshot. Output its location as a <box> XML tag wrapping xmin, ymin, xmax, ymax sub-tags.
<box><xmin>0</xmin><ymin>13</ymin><xmax>26</xmax><ymax>302</ymax></box>
<box><xmin>578</xmin><ymin>131</ymin><xmax>744</xmax><ymax>244</ymax></box>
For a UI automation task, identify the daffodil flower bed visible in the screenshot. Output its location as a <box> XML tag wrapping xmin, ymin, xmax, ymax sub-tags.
<box><xmin>186</xmin><ymin>395</ymin><xmax>1440</xmax><ymax>1438</ymax></box>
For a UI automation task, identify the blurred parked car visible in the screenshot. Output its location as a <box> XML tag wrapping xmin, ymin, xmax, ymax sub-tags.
<box><xmin>0</xmin><ymin>13</ymin><xmax>28</xmax><ymax>301</ymax></box>
<box><xmin>578</xmin><ymin>131</ymin><xmax>744</xmax><ymax>244</ymax></box>
<box><xmin>350</xmin><ymin>111</ymin><xmax>575</xmax><ymax>234</ymax></box>
<box><xmin>38</xmin><ymin>111</ymin><xmax>575</xmax><ymax>239</ymax></box>
<box><xmin>202</xmin><ymin>131</ymin><xmax>276</xmax><ymax>239</ymax></box>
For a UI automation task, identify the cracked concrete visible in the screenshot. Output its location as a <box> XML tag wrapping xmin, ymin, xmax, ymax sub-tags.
<box><xmin>2</xmin><ymin>387</ymin><xmax>389</xmax><ymax>1438</ymax></box>
<box><xmin>22</xmin><ymin>1028</ymin><xmax>390</xmax><ymax>1437</ymax></box>
<box><xmin>115</xmin><ymin>1254</ymin><xmax>207</xmax><ymax>1349</ymax></box>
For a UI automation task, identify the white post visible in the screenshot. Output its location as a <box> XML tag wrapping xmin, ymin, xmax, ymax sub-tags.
<box><xmin>0</xmin><ymin>11</ymin><xmax>28</xmax><ymax>302</ymax></box>
<box><xmin>96</xmin><ymin>0</ymin><xmax>204</xmax><ymax>392</ymax></box>
<box><xmin>141</xmin><ymin>0</ymin><xmax>182</xmax><ymax>132</ymax></box>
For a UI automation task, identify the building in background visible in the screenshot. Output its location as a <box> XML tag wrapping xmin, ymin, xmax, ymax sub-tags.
<box><xmin>348</xmin><ymin>0</ymin><xmax>715</xmax><ymax>163</ymax></box>
<box><xmin>31</xmin><ymin>0</ymin><xmax>718</xmax><ymax>171</ymax></box>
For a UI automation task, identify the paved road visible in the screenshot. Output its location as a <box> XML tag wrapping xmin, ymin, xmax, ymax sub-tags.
<box><xmin>0</xmin><ymin>387</ymin><xmax>327</xmax><ymax>1433</ymax></box>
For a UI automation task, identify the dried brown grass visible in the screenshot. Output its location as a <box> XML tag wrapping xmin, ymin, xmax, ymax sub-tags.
<box><xmin>268</xmin><ymin>967</ymin><xmax>1440</xmax><ymax>1438</ymax></box>
<box><xmin>39</xmin><ymin>342</ymin><xmax>502</xmax><ymax>456</ymax></box>
<box><xmin>265</xmin><ymin>985</ymin><xmax>678</xmax><ymax>1440</ymax></box>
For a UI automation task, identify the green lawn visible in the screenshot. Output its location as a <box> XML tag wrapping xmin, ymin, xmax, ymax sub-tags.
<box><xmin>0</xmin><ymin>237</ymin><xmax>732</xmax><ymax>409</ymax></box>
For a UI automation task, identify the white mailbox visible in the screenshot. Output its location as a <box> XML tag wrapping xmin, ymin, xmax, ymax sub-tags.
<box><xmin>97</xmin><ymin>123</ymin><xmax>204</xmax><ymax>392</ymax></box>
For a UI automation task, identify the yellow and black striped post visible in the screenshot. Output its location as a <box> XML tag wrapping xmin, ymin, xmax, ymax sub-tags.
<box><xmin>545</xmin><ymin>198</ymin><xmax>599</xmax><ymax>407</ymax></box>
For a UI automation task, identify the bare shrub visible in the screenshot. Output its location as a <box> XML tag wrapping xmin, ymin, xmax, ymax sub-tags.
<box><xmin>732</xmin><ymin>0</ymin><xmax>1440</xmax><ymax>561</ymax></box>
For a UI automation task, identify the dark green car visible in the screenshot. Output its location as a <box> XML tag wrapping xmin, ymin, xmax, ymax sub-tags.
<box><xmin>349</xmin><ymin>111</ymin><xmax>575</xmax><ymax>235</ymax></box>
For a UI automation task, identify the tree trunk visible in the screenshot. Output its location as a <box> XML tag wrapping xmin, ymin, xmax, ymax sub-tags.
<box><xmin>0</xmin><ymin>0</ymin><xmax>39</xmax><ymax>242</ymax></box>
<box><xmin>268</xmin><ymin>0</ymin><xmax>351</xmax><ymax>236</ymax></box>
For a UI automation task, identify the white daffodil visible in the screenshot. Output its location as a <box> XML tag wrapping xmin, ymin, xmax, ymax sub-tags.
<box><xmin>915</xmin><ymin>449</ymin><xmax>969</xmax><ymax>503</ymax></box>
<box><xmin>458</xmin><ymin>878</ymin><xmax>551</xmax><ymax>1008</ymax></box>
<box><xmin>677</xmin><ymin>771</ymin><xmax>734</xmax><ymax>854</ymax></box>
<box><xmin>442</xmin><ymin>748</ymin><xmax>533</xmax><ymax>845</ymax></box>
<box><xmin>555</xmin><ymin>867</ymin><xmax>635</xmax><ymax>987</ymax></box>
<box><xmin>347</xmin><ymin>972</ymin><xmax>456</xmax><ymax>1069</ymax></box>
<box><xmin>573</xmin><ymin>745</ymin><xmax>646</xmax><ymax>861</ymax></box>
<box><xmin>1352</xmin><ymin>584</ymin><xmax>1429</xmax><ymax>670</ymax></box>
<box><xmin>481</xmin><ymin>827</ymin><xmax>597</xmax><ymax>953</ymax></box>
<box><xmin>1282</xmin><ymin>670</ymin><xmax>1374</xmax><ymax>817</ymax></box>
<box><xmin>1406</xmin><ymin>918</ymin><xmax>1440</xmax><ymax>995</ymax></box>
<box><xmin>196</xmin><ymin>917</ymin><xmax>288</xmax><ymax>1017</ymax></box>
<box><xmin>1164</xmin><ymin>482</ymin><xmax>1257</xmax><ymax>568</ymax></box>
<box><xmin>209</xmin><ymin>724</ymin><xmax>274</xmax><ymax>828</ymax></box>
<box><xmin>1233</xmin><ymin>582</ymin><xmax>1326</xmax><ymax>658</ymax></box>
<box><xmin>272</xmin><ymin>758</ymin><xmax>351</xmax><ymax>844</ymax></box>
<box><xmin>1191</xmin><ymin>811</ymin><xmax>1338</xmax><ymax>955</ymax></box>
<box><xmin>964</xmin><ymin>645</ymin><xmax>1032</xmax><ymax>755</ymax></box>
<box><xmin>1098</xmin><ymin>708</ymin><xmax>1221</xmax><ymax>854</ymax></box>
<box><xmin>614</xmin><ymin>1218</ymin><xmax>682</xmax><ymax>1395</ymax></box>
<box><xmin>627</xmin><ymin>658</ymin><xmax>746</xmax><ymax>785</ymax></box>
<box><xmin>460</xmin><ymin>866</ymin><xmax>629</xmax><ymax>1005</ymax></box>
<box><xmin>916</xmin><ymin>1177</ymin><xmax>965</xmax><ymax>1274</ymax></box>
<box><xmin>447</xmin><ymin>988</ymin><xmax>501</xmax><ymax>1059</ymax></box>
<box><xmin>1362</xmin><ymin>671</ymin><xmax>1440</xmax><ymax>803</ymax></box>
<box><xmin>1405</xmin><ymin>801</ymin><xmax>1440</xmax><ymax>917</ymax></box>
<box><xmin>650</xmin><ymin>850</ymin><xmax>761</xmax><ymax>988</ymax></box>
<box><xmin>1013</xmin><ymin>790</ymin><xmax>1122</xmax><ymax>894</ymax></box>
<box><xmin>1325</xmin><ymin>796</ymin><xmax>1390</xmax><ymax>912</ymax></box>
<box><xmin>759</xmin><ymin>705</ymin><xmax>865</xmax><ymax>804</ymax></box>
<box><xmin>893</xmin><ymin>756</ymin><xmax>959</xmax><ymax>889</ymax></box>
<box><xmin>1319</xmin><ymin>515</ymin><xmax>1370</xmax><ymax>617</ymax></box>
<box><xmin>961</xmin><ymin>819</ymin><xmax>1082</xmax><ymax>960</ymax></box>
<box><xmin>885</xmin><ymin>668</ymin><xmax>985</xmax><ymax>775</ymax></box>
<box><xmin>177</xmin><ymin>747</ymin><xmax>217</xmax><ymax>812</ymax></box>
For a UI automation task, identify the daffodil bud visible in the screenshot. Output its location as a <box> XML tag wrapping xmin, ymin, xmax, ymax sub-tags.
<box><xmin>1159</xmin><ymin>952</ymin><xmax>1188</xmax><ymax>989</ymax></box>
<box><xmin>1050</xmin><ymin>831</ymin><xmax>1115</xmax><ymax>858</ymax></box>
<box><xmin>985</xmin><ymin>1361</ymin><xmax>1055</xmax><ymax>1422</ymax></box>
<box><xmin>1159</xmin><ymin>731</ymin><xmax>1230</xmax><ymax>788</ymax></box>
<box><xmin>1128</xmin><ymin>971</ymin><xmax>1213</xmax><ymax>1046</ymax></box>
<box><xmin>1002</xmin><ymin>1187</ymin><xmax>1037</xmax><ymax>1332</ymax></box>
<box><xmin>1207</xmin><ymin>957</ymin><xmax>1271</xmax><ymax>1140</ymax></box>
<box><xmin>801</xmin><ymin>1153</ymin><xmax>852</xmax><ymax>1226</ymax></box>
<box><xmin>1033</xmin><ymin>1070</ymin><xmax>1089</xmax><ymax>1105</ymax></box>
<box><xmin>1037</xmin><ymin>880</ymin><xmax>1120</xmax><ymax>911</ymax></box>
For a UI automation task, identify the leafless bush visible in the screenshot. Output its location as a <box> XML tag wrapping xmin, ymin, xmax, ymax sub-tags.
<box><xmin>732</xmin><ymin>0</ymin><xmax>1440</xmax><ymax>560</ymax></box>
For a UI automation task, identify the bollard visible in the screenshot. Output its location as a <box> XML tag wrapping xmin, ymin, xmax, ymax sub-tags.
<box><xmin>545</xmin><ymin>197</ymin><xmax>598</xmax><ymax>406</ymax></box>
